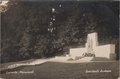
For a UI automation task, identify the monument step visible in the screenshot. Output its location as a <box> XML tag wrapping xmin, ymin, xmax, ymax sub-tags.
<box><xmin>79</xmin><ymin>57</ymin><xmax>93</xmax><ymax>61</ymax></box>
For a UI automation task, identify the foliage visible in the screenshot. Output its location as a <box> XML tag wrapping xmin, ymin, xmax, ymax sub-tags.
<box><xmin>1</xmin><ymin>1</ymin><xmax>119</xmax><ymax>63</ymax></box>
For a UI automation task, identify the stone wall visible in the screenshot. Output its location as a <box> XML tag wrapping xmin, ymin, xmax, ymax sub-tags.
<box><xmin>69</xmin><ymin>32</ymin><xmax>116</xmax><ymax>60</ymax></box>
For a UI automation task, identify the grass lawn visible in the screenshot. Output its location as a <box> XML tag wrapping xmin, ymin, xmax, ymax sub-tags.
<box><xmin>0</xmin><ymin>61</ymin><xmax>119</xmax><ymax>79</ymax></box>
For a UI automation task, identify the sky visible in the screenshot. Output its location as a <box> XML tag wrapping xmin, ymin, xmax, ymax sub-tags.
<box><xmin>0</xmin><ymin>0</ymin><xmax>9</xmax><ymax>6</ymax></box>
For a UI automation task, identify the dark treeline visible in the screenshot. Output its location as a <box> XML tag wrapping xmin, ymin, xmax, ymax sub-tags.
<box><xmin>1</xmin><ymin>1</ymin><xmax>119</xmax><ymax>63</ymax></box>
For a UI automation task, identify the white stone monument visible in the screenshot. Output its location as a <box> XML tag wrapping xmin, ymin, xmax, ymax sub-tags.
<box><xmin>70</xmin><ymin>32</ymin><xmax>116</xmax><ymax>60</ymax></box>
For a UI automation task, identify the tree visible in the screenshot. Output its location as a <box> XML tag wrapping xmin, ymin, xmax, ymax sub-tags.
<box><xmin>1</xmin><ymin>1</ymin><xmax>119</xmax><ymax>63</ymax></box>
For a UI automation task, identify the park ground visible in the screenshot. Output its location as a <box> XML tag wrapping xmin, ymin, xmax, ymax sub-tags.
<box><xmin>0</xmin><ymin>60</ymin><xmax>119</xmax><ymax>79</ymax></box>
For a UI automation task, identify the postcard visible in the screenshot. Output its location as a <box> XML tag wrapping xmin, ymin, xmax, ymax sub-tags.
<box><xmin>0</xmin><ymin>0</ymin><xmax>119</xmax><ymax>79</ymax></box>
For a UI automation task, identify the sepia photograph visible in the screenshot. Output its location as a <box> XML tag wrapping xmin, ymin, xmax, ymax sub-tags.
<box><xmin>0</xmin><ymin>0</ymin><xmax>119</xmax><ymax>79</ymax></box>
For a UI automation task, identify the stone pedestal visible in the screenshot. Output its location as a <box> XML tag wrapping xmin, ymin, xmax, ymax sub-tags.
<box><xmin>110</xmin><ymin>53</ymin><xmax>116</xmax><ymax>60</ymax></box>
<box><xmin>70</xmin><ymin>32</ymin><xmax>116</xmax><ymax>60</ymax></box>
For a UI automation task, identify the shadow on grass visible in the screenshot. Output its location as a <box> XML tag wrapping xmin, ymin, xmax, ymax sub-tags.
<box><xmin>91</xmin><ymin>57</ymin><xmax>110</xmax><ymax>61</ymax></box>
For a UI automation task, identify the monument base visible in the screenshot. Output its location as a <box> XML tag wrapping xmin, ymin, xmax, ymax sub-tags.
<box><xmin>110</xmin><ymin>53</ymin><xmax>116</xmax><ymax>60</ymax></box>
<box><xmin>69</xmin><ymin>32</ymin><xmax>116</xmax><ymax>60</ymax></box>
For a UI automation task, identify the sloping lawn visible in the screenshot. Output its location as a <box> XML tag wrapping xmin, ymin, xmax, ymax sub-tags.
<box><xmin>0</xmin><ymin>59</ymin><xmax>36</xmax><ymax>70</ymax></box>
<box><xmin>0</xmin><ymin>61</ymin><xmax>119</xmax><ymax>79</ymax></box>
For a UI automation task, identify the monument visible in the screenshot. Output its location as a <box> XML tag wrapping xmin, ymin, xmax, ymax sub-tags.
<box><xmin>70</xmin><ymin>32</ymin><xmax>116</xmax><ymax>60</ymax></box>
